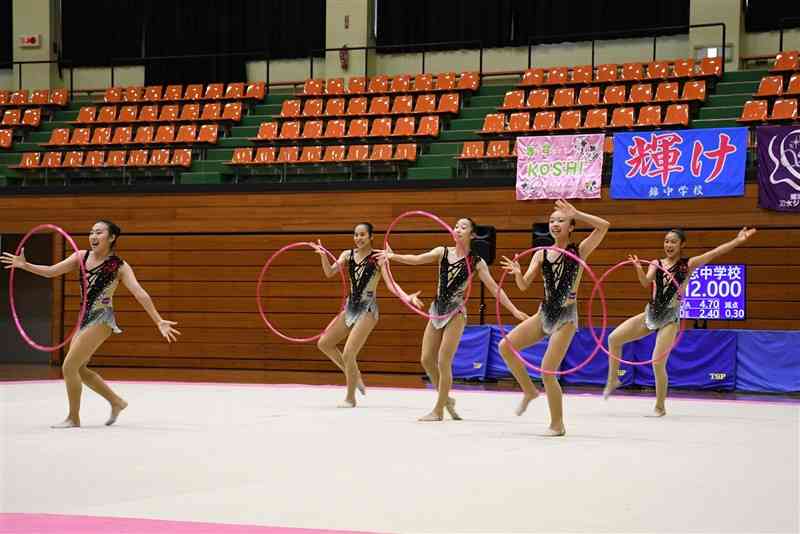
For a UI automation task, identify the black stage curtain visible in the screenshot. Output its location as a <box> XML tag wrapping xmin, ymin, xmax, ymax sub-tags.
<box><xmin>376</xmin><ymin>0</ymin><xmax>514</xmax><ymax>53</ymax></box>
<box><xmin>144</xmin><ymin>0</ymin><xmax>324</xmax><ymax>85</ymax></box>
<box><xmin>142</xmin><ymin>0</ymin><xmax>250</xmax><ymax>85</ymax></box>
<box><xmin>62</xmin><ymin>0</ymin><xmax>324</xmax><ymax>85</ymax></box>
<box><xmin>376</xmin><ymin>0</ymin><xmax>688</xmax><ymax>53</ymax></box>
<box><xmin>61</xmin><ymin>0</ymin><xmax>144</xmax><ymax>67</ymax></box>
<box><xmin>745</xmin><ymin>0</ymin><xmax>800</xmax><ymax>33</ymax></box>
<box><xmin>0</xmin><ymin>0</ymin><xmax>11</xmax><ymax>69</ymax></box>
<box><xmin>511</xmin><ymin>0</ymin><xmax>690</xmax><ymax>46</ymax></box>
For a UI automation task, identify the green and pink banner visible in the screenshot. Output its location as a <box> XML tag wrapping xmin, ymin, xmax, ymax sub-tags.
<box><xmin>515</xmin><ymin>134</ymin><xmax>604</xmax><ymax>200</ymax></box>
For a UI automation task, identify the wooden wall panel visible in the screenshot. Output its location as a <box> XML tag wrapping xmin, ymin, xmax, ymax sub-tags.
<box><xmin>0</xmin><ymin>184</ymin><xmax>797</xmax><ymax>234</ymax></box>
<box><xmin>2</xmin><ymin>184</ymin><xmax>798</xmax><ymax>376</ymax></box>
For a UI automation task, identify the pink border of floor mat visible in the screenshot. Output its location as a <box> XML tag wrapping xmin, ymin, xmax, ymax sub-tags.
<box><xmin>0</xmin><ymin>513</ymin><xmax>386</xmax><ymax>534</ymax></box>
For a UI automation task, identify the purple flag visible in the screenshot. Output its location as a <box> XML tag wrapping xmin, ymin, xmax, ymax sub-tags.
<box><xmin>757</xmin><ymin>125</ymin><xmax>800</xmax><ymax>212</ymax></box>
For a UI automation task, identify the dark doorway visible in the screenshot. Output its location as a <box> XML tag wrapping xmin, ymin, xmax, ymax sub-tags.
<box><xmin>0</xmin><ymin>234</ymin><xmax>53</xmax><ymax>364</ymax></box>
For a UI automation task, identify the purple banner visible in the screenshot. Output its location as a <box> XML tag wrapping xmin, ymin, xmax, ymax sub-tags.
<box><xmin>757</xmin><ymin>125</ymin><xmax>800</xmax><ymax>212</ymax></box>
<box><xmin>515</xmin><ymin>134</ymin><xmax>604</xmax><ymax>200</ymax></box>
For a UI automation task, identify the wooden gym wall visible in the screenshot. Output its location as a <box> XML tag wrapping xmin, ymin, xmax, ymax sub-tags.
<box><xmin>0</xmin><ymin>184</ymin><xmax>797</xmax><ymax>379</ymax></box>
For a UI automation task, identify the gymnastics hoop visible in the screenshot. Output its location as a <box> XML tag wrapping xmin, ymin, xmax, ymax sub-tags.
<box><xmin>587</xmin><ymin>258</ymin><xmax>685</xmax><ymax>366</ymax></box>
<box><xmin>382</xmin><ymin>210</ymin><xmax>472</xmax><ymax>322</ymax></box>
<box><xmin>256</xmin><ymin>241</ymin><xmax>349</xmax><ymax>343</ymax></box>
<box><xmin>495</xmin><ymin>246</ymin><xmax>607</xmax><ymax>376</ymax></box>
<box><xmin>9</xmin><ymin>224</ymin><xmax>88</xmax><ymax>352</ymax></box>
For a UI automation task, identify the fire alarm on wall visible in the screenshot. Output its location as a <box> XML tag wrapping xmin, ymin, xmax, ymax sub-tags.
<box><xmin>19</xmin><ymin>34</ymin><xmax>41</xmax><ymax>48</ymax></box>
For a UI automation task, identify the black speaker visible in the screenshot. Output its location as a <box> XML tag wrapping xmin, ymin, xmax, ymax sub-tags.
<box><xmin>472</xmin><ymin>224</ymin><xmax>496</xmax><ymax>265</ymax></box>
<box><xmin>532</xmin><ymin>222</ymin><xmax>554</xmax><ymax>248</ymax></box>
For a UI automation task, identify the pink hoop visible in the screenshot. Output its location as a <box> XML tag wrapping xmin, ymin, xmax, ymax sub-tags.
<box><xmin>495</xmin><ymin>246</ymin><xmax>607</xmax><ymax>376</ymax></box>
<box><xmin>256</xmin><ymin>241</ymin><xmax>348</xmax><ymax>343</ymax></box>
<box><xmin>9</xmin><ymin>224</ymin><xmax>88</xmax><ymax>352</ymax></box>
<box><xmin>587</xmin><ymin>258</ymin><xmax>685</xmax><ymax>366</ymax></box>
<box><xmin>382</xmin><ymin>210</ymin><xmax>472</xmax><ymax>322</ymax></box>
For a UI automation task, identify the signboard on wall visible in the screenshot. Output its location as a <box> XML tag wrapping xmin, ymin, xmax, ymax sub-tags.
<box><xmin>515</xmin><ymin>134</ymin><xmax>604</xmax><ymax>200</ymax></box>
<box><xmin>680</xmin><ymin>263</ymin><xmax>746</xmax><ymax>320</ymax></box>
<box><xmin>611</xmin><ymin>127</ymin><xmax>747</xmax><ymax>200</ymax></box>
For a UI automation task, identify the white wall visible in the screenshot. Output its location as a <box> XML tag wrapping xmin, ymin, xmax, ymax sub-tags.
<box><xmin>742</xmin><ymin>29</ymin><xmax>800</xmax><ymax>58</ymax></box>
<box><xmin>374</xmin><ymin>49</ymin><xmax>481</xmax><ymax>77</ymax></box>
<box><xmin>13</xmin><ymin>0</ymin><xmax>54</xmax><ymax>89</ymax></box>
<box><xmin>690</xmin><ymin>0</ymin><xmax>741</xmax><ymax>70</ymax></box>
<box><xmin>325</xmin><ymin>0</ymin><xmax>370</xmax><ymax>80</ymax></box>
<box><xmin>247</xmin><ymin>58</ymin><xmax>321</xmax><ymax>86</ymax></box>
<box><xmin>0</xmin><ymin>69</ymin><xmax>15</xmax><ymax>91</ymax></box>
<box><xmin>594</xmin><ymin>36</ymin><xmax>689</xmax><ymax>64</ymax></box>
<box><xmin>64</xmin><ymin>66</ymin><xmax>144</xmax><ymax>92</ymax></box>
<box><xmin>59</xmin><ymin>60</ymin><xmax>314</xmax><ymax>92</ymax></box>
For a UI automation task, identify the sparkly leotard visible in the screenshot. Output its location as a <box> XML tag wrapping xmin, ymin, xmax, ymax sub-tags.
<box><xmin>79</xmin><ymin>250</ymin><xmax>124</xmax><ymax>334</ymax></box>
<box><xmin>344</xmin><ymin>249</ymin><xmax>380</xmax><ymax>327</ymax></box>
<box><xmin>538</xmin><ymin>243</ymin><xmax>581</xmax><ymax>335</ymax></box>
<box><xmin>429</xmin><ymin>246</ymin><xmax>479</xmax><ymax>330</ymax></box>
<box><xmin>644</xmin><ymin>257</ymin><xmax>689</xmax><ymax>330</ymax></box>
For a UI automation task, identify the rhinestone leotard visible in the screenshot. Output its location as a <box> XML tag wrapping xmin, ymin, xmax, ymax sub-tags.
<box><xmin>644</xmin><ymin>257</ymin><xmax>689</xmax><ymax>330</ymax></box>
<box><xmin>538</xmin><ymin>243</ymin><xmax>581</xmax><ymax>335</ymax></box>
<box><xmin>79</xmin><ymin>250</ymin><xmax>124</xmax><ymax>333</ymax></box>
<box><xmin>429</xmin><ymin>246</ymin><xmax>479</xmax><ymax>330</ymax></box>
<box><xmin>344</xmin><ymin>249</ymin><xmax>380</xmax><ymax>327</ymax></box>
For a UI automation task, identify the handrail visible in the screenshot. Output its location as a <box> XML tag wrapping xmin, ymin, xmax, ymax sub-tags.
<box><xmin>6</xmin><ymin>60</ymin><xmax>70</xmax><ymax>94</ymax></box>
<box><xmin>110</xmin><ymin>49</ymin><xmax>276</xmax><ymax>89</ymax></box>
<box><xmin>526</xmin><ymin>23</ymin><xmax>726</xmax><ymax>76</ymax></box>
<box><xmin>313</xmin><ymin>40</ymin><xmax>484</xmax><ymax>80</ymax></box>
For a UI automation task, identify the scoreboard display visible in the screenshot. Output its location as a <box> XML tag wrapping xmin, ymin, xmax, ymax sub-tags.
<box><xmin>680</xmin><ymin>264</ymin><xmax>746</xmax><ymax>320</ymax></box>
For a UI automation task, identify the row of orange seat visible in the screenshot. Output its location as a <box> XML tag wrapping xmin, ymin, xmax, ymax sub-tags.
<box><xmin>72</xmin><ymin>102</ymin><xmax>243</xmax><ymax>125</ymax></box>
<box><xmin>754</xmin><ymin>73</ymin><xmax>800</xmax><ymax>98</ymax></box>
<box><xmin>12</xmin><ymin>149</ymin><xmax>192</xmax><ymax>170</ymax></box>
<box><xmin>252</xmin><ymin>116</ymin><xmax>440</xmax><ymax>142</ymax></box>
<box><xmin>737</xmin><ymin>51</ymin><xmax>800</xmax><ymax>125</ymax></box>
<box><xmin>2</xmin><ymin>108</ymin><xmax>42</xmax><ymax>128</ymax></box>
<box><xmin>0</xmin><ymin>88</ymin><xmax>69</xmax><ymax>108</ymax></box>
<box><xmin>481</xmin><ymin>104</ymin><xmax>690</xmax><ymax>134</ymax></box>
<box><xmin>518</xmin><ymin>58</ymin><xmax>721</xmax><ymax>87</ymax></box>
<box><xmin>458</xmin><ymin>139</ymin><xmax>531</xmax><ymax>160</ymax></box>
<box><xmin>280</xmin><ymin>93</ymin><xmax>460</xmax><ymax>119</ymax></box>
<box><xmin>738</xmin><ymin>99</ymin><xmax>798</xmax><ymax>123</ymax></box>
<box><xmin>458</xmin><ymin>137</ymin><xmax>614</xmax><ymax>162</ymax></box>
<box><xmin>103</xmin><ymin>82</ymin><xmax>265</xmax><ymax>104</ymax></box>
<box><xmin>42</xmin><ymin>124</ymin><xmax>219</xmax><ymax>147</ymax></box>
<box><xmin>229</xmin><ymin>144</ymin><xmax>418</xmax><ymax>166</ymax></box>
<box><xmin>501</xmin><ymin>81</ymin><xmax>705</xmax><ymax>111</ymax></box>
<box><xmin>297</xmin><ymin>72</ymin><xmax>479</xmax><ymax>97</ymax></box>
<box><xmin>770</xmin><ymin>50</ymin><xmax>800</xmax><ymax>73</ymax></box>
